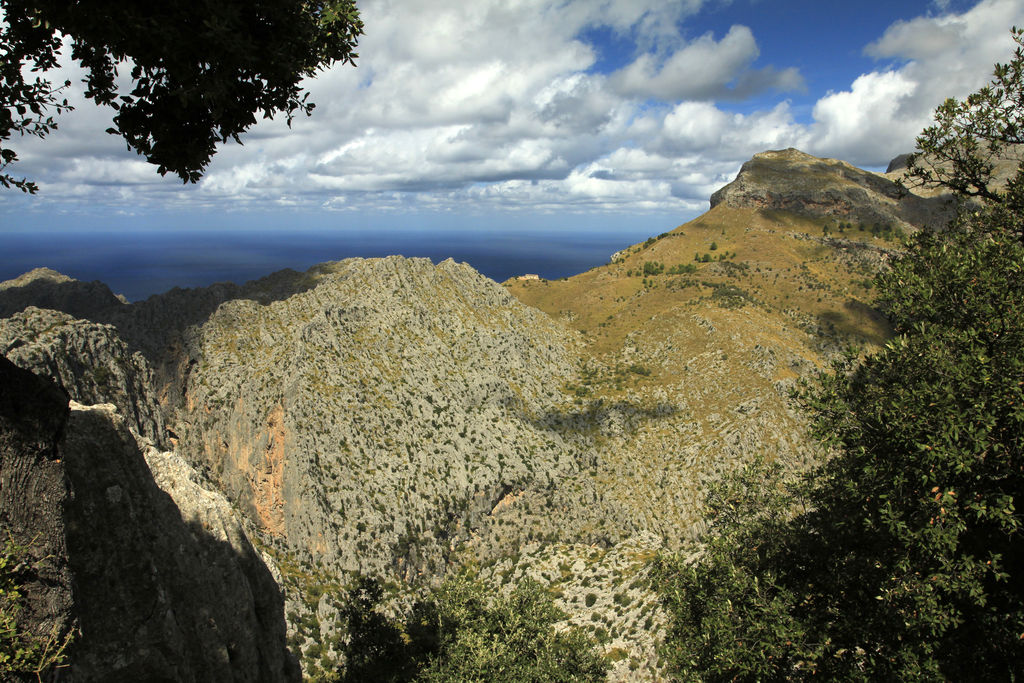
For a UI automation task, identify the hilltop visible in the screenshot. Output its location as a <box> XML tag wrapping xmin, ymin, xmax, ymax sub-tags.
<box><xmin>499</xmin><ymin>151</ymin><xmax>945</xmax><ymax>609</ymax></box>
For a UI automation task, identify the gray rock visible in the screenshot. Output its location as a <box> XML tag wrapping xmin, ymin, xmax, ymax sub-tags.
<box><xmin>60</xmin><ymin>401</ymin><xmax>298</xmax><ymax>682</ymax></box>
<box><xmin>173</xmin><ymin>256</ymin><xmax>589</xmax><ymax>578</ymax></box>
<box><xmin>0</xmin><ymin>307</ymin><xmax>166</xmax><ymax>447</ymax></box>
<box><xmin>710</xmin><ymin>147</ymin><xmax>954</xmax><ymax>230</ymax></box>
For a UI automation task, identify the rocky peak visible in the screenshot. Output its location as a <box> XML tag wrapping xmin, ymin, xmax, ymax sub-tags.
<box><xmin>1</xmin><ymin>267</ymin><xmax>75</xmax><ymax>288</ymax></box>
<box><xmin>710</xmin><ymin>147</ymin><xmax>953</xmax><ymax>230</ymax></box>
<box><xmin>175</xmin><ymin>254</ymin><xmax>587</xmax><ymax>577</ymax></box>
<box><xmin>0</xmin><ymin>268</ymin><xmax>125</xmax><ymax>320</ymax></box>
<box><xmin>0</xmin><ymin>307</ymin><xmax>167</xmax><ymax>447</ymax></box>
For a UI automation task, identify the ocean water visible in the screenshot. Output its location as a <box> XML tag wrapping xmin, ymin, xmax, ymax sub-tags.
<box><xmin>0</xmin><ymin>226</ymin><xmax>654</xmax><ymax>302</ymax></box>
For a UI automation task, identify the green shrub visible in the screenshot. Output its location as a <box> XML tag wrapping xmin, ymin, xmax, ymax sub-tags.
<box><xmin>642</xmin><ymin>261</ymin><xmax>664</xmax><ymax>276</ymax></box>
<box><xmin>0</xmin><ymin>537</ymin><xmax>75</xmax><ymax>678</ymax></box>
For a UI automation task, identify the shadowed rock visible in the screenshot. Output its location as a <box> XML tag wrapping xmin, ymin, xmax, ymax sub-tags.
<box><xmin>0</xmin><ymin>268</ymin><xmax>124</xmax><ymax>320</ymax></box>
<box><xmin>0</xmin><ymin>355</ymin><xmax>74</xmax><ymax>682</ymax></box>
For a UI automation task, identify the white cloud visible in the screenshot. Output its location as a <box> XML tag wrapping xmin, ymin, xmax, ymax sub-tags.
<box><xmin>2</xmin><ymin>0</ymin><xmax>1022</xmax><ymax>219</ymax></box>
<box><xmin>609</xmin><ymin>25</ymin><xmax>804</xmax><ymax>101</ymax></box>
<box><xmin>865</xmin><ymin>17</ymin><xmax>963</xmax><ymax>60</ymax></box>
<box><xmin>808</xmin><ymin>71</ymin><xmax>919</xmax><ymax>163</ymax></box>
<box><xmin>805</xmin><ymin>0</ymin><xmax>1024</xmax><ymax>167</ymax></box>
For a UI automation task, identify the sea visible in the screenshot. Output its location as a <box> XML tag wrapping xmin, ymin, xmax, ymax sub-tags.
<box><xmin>0</xmin><ymin>225</ymin><xmax>657</xmax><ymax>302</ymax></box>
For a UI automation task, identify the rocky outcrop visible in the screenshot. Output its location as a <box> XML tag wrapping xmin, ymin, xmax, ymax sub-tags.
<box><xmin>0</xmin><ymin>268</ymin><xmax>124</xmax><ymax>320</ymax></box>
<box><xmin>60</xmin><ymin>401</ymin><xmax>297</xmax><ymax>681</ymax></box>
<box><xmin>710</xmin><ymin>148</ymin><xmax>953</xmax><ymax>229</ymax></box>
<box><xmin>0</xmin><ymin>355</ymin><xmax>74</xmax><ymax>681</ymax></box>
<box><xmin>0</xmin><ymin>354</ymin><xmax>297</xmax><ymax>681</ymax></box>
<box><xmin>885</xmin><ymin>153</ymin><xmax>912</xmax><ymax>174</ymax></box>
<box><xmin>0</xmin><ymin>307</ymin><xmax>166</xmax><ymax>447</ymax></box>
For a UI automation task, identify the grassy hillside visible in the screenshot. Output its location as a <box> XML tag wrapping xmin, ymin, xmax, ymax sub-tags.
<box><xmin>508</xmin><ymin>203</ymin><xmax>900</xmax><ymax>387</ymax></box>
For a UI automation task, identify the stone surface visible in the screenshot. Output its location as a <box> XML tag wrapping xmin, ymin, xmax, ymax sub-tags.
<box><xmin>0</xmin><ymin>307</ymin><xmax>166</xmax><ymax>447</ymax></box>
<box><xmin>174</xmin><ymin>256</ymin><xmax>590</xmax><ymax>578</ymax></box>
<box><xmin>60</xmin><ymin>401</ymin><xmax>298</xmax><ymax>682</ymax></box>
<box><xmin>710</xmin><ymin>147</ymin><xmax>954</xmax><ymax>230</ymax></box>
<box><xmin>0</xmin><ymin>355</ymin><xmax>74</xmax><ymax>680</ymax></box>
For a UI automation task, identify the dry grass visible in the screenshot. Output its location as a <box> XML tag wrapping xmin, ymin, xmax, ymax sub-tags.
<box><xmin>507</xmin><ymin>205</ymin><xmax>896</xmax><ymax>386</ymax></box>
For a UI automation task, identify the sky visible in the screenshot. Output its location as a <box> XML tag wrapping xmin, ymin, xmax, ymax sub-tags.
<box><xmin>2</xmin><ymin>0</ymin><xmax>1023</xmax><ymax>236</ymax></box>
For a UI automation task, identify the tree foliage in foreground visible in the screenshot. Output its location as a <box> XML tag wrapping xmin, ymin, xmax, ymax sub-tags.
<box><xmin>338</xmin><ymin>574</ymin><xmax>608</xmax><ymax>682</ymax></box>
<box><xmin>414</xmin><ymin>576</ymin><xmax>609</xmax><ymax>682</ymax></box>
<box><xmin>903</xmin><ymin>27</ymin><xmax>1024</xmax><ymax>205</ymax></box>
<box><xmin>657</xmin><ymin>28</ymin><xmax>1024</xmax><ymax>682</ymax></box>
<box><xmin>1</xmin><ymin>0</ymin><xmax>363</xmax><ymax>192</ymax></box>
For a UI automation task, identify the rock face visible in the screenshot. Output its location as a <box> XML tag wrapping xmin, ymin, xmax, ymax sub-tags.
<box><xmin>0</xmin><ymin>307</ymin><xmax>166</xmax><ymax>447</ymax></box>
<box><xmin>0</xmin><ymin>355</ymin><xmax>75</xmax><ymax>679</ymax></box>
<box><xmin>176</xmin><ymin>256</ymin><xmax>589</xmax><ymax>577</ymax></box>
<box><xmin>710</xmin><ymin>147</ymin><xmax>953</xmax><ymax>229</ymax></box>
<box><xmin>1</xmin><ymin>354</ymin><xmax>296</xmax><ymax>681</ymax></box>
<box><xmin>61</xmin><ymin>402</ymin><xmax>297</xmax><ymax>682</ymax></box>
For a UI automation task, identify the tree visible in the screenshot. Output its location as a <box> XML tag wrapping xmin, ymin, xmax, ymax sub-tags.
<box><xmin>414</xmin><ymin>575</ymin><xmax>608</xmax><ymax>682</ymax></box>
<box><xmin>658</xmin><ymin>28</ymin><xmax>1024</xmax><ymax>681</ymax></box>
<box><xmin>341</xmin><ymin>577</ymin><xmax>423</xmax><ymax>682</ymax></box>
<box><xmin>903</xmin><ymin>27</ymin><xmax>1024</xmax><ymax>207</ymax></box>
<box><xmin>333</xmin><ymin>573</ymin><xmax>608</xmax><ymax>682</ymax></box>
<box><xmin>1</xmin><ymin>0</ymin><xmax>363</xmax><ymax>192</ymax></box>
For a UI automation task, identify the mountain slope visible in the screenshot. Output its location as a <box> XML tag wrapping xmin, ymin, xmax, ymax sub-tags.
<box><xmin>504</xmin><ymin>148</ymin><xmax>938</xmax><ymax>550</ymax></box>
<box><xmin>175</xmin><ymin>255</ymin><xmax>594</xmax><ymax>578</ymax></box>
<box><xmin>0</xmin><ymin>147</ymin><xmax>961</xmax><ymax>681</ymax></box>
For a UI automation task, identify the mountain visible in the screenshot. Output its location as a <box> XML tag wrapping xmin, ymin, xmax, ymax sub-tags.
<box><xmin>1</xmin><ymin>307</ymin><xmax>165</xmax><ymax>446</ymax></box>
<box><xmin>506</xmin><ymin>148</ymin><xmax>932</xmax><ymax>537</ymax></box>
<box><xmin>709</xmin><ymin>147</ymin><xmax>953</xmax><ymax>229</ymax></box>
<box><xmin>0</xmin><ymin>267</ymin><xmax>125</xmax><ymax>319</ymax></box>
<box><xmin>0</xmin><ymin>148</ymin><xmax>951</xmax><ymax>680</ymax></box>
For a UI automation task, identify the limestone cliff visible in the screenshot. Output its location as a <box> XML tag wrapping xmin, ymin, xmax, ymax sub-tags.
<box><xmin>0</xmin><ymin>356</ymin><xmax>296</xmax><ymax>681</ymax></box>
<box><xmin>0</xmin><ymin>307</ymin><xmax>166</xmax><ymax>447</ymax></box>
<box><xmin>709</xmin><ymin>147</ymin><xmax>953</xmax><ymax>230</ymax></box>
<box><xmin>61</xmin><ymin>401</ymin><xmax>297</xmax><ymax>681</ymax></box>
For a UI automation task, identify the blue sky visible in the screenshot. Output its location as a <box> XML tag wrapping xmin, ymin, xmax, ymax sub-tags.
<box><xmin>1</xmin><ymin>0</ymin><xmax>1021</xmax><ymax>237</ymax></box>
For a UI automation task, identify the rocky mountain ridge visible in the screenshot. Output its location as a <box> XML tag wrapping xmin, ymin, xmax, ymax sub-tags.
<box><xmin>1</xmin><ymin>147</ymin><xmax>953</xmax><ymax>680</ymax></box>
<box><xmin>709</xmin><ymin>147</ymin><xmax>954</xmax><ymax>230</ymax></box>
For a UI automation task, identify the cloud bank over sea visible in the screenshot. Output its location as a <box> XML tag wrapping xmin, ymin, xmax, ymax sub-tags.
<box><xmin>3</xmin><ymin>0</ymin><xmax>1022</xmax><ymax>220</ymax></box>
